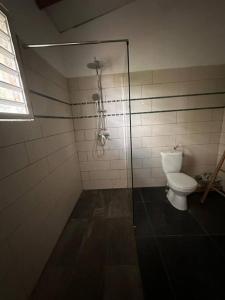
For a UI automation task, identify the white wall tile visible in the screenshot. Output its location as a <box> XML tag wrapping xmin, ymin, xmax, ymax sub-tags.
<box><xmin>47</xmin><ymin>144</ymin><xmax>75</xmax><ymax>173</ymax></box>
<box><xmin>25</xmin><ymin>139</ymin><xmax>47</xmax><ymax>163</ymax></box>
<box><xmin>132</xmin><ymin>148</ymin><xmax>152</xmax><ymax>159</ymax></box>
<box><xmin>80</xmin><ymin>161</ymin><xmax>110</xmax><ymax>171</ymax></box>
<box><xmin>110</xmin><ymin>159</ymin><xmax>127</xmax><ymax>170</ymax></box>
<box><xmin>131</xmin><ymin>70</ymin><xmax>153</xmax><ymax>85</ymax></box>
<box><xmin>76</xmin><ymin>141</ymin><xmax>94</xmax><ymax>151</ymax></box>
<box><xmin>212</xmin><ymin>108</ymin><xmax>224</xmax><ymax>121</ymax></box>
<box><xmin>87</xmin><ymin>149</ymin><xmax>120</xmax><ymax>161</ymax></box>
<box><xmin>0</xmin><ymin>159</ymin><xmax>49</xmax><ymax>213</ymax></box>
<box><xmin>39</xmin><ymin>118</ymin><xmax>74</xmax><ymax>137</ymax></box>
<box><xmin>152</xmin><ymin>97</ymin><xmax>187</xmax><ymax>111</ymax></box>
<box><xmin>0</xmin><ymin>144</ymin><xmax>29</xmax><ymax>180</ymax></box>
<box><xmin>142</xmin><ymin>135</ymin><xmax>175</xmax><ymax>147</ymax></box>
<box><xmin>141</xmin><ymin>112</ymin><xmax>177</xmax><ymax>125</ymax></box>
<box><xmin>75</xmin><ymin>130</ymin><xmax>85</xmax><ymax>141</ymax></box>
<box><xmin>132</xmin><ymin>158</ymin><xmax>143</xmax><ymax>169</ymax></box>
<box><xmin>78</xmin><ymin>151</ymin><xmax>88</xmax><ymax>162</ymax></box>
<box><xmin>132</xmin><ymin>125</ymin><xmax>152</xmax><ymax>137</ymax></box>
<box><xmin>74</xmin><ymin>118</ymin><xmax>97</xmax><ymax>130</ymax></box>
<box><xmin>89</xmin><ymin>170</ymin><xmax>121</xmax><ymax>180</ymax></box>
<box><xmin>151</xmin><ymin>167</ymin><xmax>165</xmax><ymax>178</ymax></box>
<box><xmin>153</xmin><ymin>67</ymin><xmax>191</xmax><ymax>84</ymax></box>
<box><xmin>81</xmin><ymin>171</ymin><xmax>89</xmax><ymax>181</ymax></box>
<box><xmin>72</xmin><ymin>65</ymin><xmax>225</xmax><ymax>191</ymax></box>
<box><xmin>177</xmin><ymin>110</ymin><xmax>212</xmax><ymax>123</ymax></box>
<box><xmin>0</xmin><ymin>50</ymin><xmax>82</xmax><ymax>300</ymax></box>
<box><xmin>175</xmin><ymin>133</ymin><xmax>212</xmax><ymax>145</ymax></box>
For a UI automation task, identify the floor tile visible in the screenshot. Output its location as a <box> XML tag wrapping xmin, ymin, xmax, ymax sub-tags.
<box><xmin>49</xmin><ymin>218</ymin><xmax>89</xmax><ymax>267</ymax></box>
<box><xmin>103</xmin><ymin>265</ymin><xmax>143</xmax><ymax>300</ymax></box>
<box><xmin>71</xmin><ymin>190</ymin><xmax>104</xmax><ymax>219</ymax></box>
<box><xmin>30</xmin><ymin>266</ymin><xmax>73</xmax><ymax>300</ymax></box>
<box><xmin>31</xmin><ymin>189</ymin><xmax>141</xmax><ymax>300</ymax></box>
<box><xmin>141</xmin><ymin>187</ymin><xmax>167</xmax><ymax>203</ymax></box>
<box><xmin>144</xmin><ymin>192</ymin><xmax>204</xmax><ymax>236</ymax></box>
<box><xmin>209</xmin><ymin>235</ymin><xmax>225</xmax><ymax>256</ymax></box>
<box><xmin>105</xmin><ymin>217</ymin><xmax>138</xmax><ymax>266</ymax></box>
<box><xmin>133</xmin><ymin>188</ymin><xmax>142</xmax><ymax>202</ymax></box>
<box><xmin>136</xmin><ymin>237</ymin><xmax>175</xmax><ymax>299</ymax></box>
<box><xmin>64</xmin><ymin>218</ymin><xmax>107</xmax><ymax>299</ymax></box>
<box><xmin>189</xmin><ymin>192</ymin><xmax>225</xmax><ymax>234</ymax></box>
<box><xmin>104</xmin><ymin>189</ymin><xmax>132</xmax><ymax>219</ymax></box>
<box><xmin>133</xmin><ymin>201</ymin><xmax>154</xmax><ymax>238</ymax></box>
<box><xmin>157</xmin><ymin>236</ymin><xmax>225</xmax><ymax>300</ymax></box>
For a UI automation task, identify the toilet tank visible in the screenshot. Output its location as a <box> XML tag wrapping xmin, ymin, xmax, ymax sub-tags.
<box><xmin>161</xmin><ymin>151</ymin><xmax>183</xmax><ymax>174</ymax></box>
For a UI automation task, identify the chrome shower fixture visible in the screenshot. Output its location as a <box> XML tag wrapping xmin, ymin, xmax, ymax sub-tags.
<box><xmin>86</xmin><ymin>59</ymin><xmax>102</xmax><ymax>70</ymax></box>
<box><xmin>87</xmin><ymin>58</ymin><xmax>110</xmax><ymax>156</ymax></box>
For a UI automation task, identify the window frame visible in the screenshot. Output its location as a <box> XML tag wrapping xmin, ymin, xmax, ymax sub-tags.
<box><xmin>0</xmin><ymin>4</ymin><xmax>33</xmax><ymax>121</ymax></box>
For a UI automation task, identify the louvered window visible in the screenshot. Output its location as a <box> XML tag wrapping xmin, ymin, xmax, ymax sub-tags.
<box><xmin>0</xmin><ymin>7</ymin><xmax>32</xmax><ymax>120</ymax></box>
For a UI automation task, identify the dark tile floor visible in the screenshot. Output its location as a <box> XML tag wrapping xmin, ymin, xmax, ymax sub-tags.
<box><xmin>31</xmin><ymin>189</ymin><xmax>144</xmax><ymax>300</ymax></box>
<box><xmin>134</xmin><ymin>187</ymin><xmax>225</xmax><ymax>300</ymax></box>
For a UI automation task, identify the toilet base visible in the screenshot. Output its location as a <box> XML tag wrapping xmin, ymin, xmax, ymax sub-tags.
<box><xmin>167</xmin><ymin>189</ymin><xmax>188</xmax><ymax>211</ymax></box>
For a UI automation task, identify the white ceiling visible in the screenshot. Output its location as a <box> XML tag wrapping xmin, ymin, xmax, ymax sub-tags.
<box><xmin>58</xmin><ymin>0</ymin><xmax>225</xmax><ymax>78</ymax></box>
<box><xmin>45</xmin><ymin>0</ymin><xmax>135</xmax><ymax>32</ymax></box>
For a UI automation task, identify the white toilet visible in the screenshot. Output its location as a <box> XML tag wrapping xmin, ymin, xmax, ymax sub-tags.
<box><xmin>161</xmin><ymin>151</ymin><xmax>197</xmax><ymax>211</ymax></box>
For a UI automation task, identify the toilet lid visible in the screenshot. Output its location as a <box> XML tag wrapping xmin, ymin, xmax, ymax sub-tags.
<box><xmin>167</xmin><ymin>173</ymin><xmax>197</xmax><ymax>191</ymax></box>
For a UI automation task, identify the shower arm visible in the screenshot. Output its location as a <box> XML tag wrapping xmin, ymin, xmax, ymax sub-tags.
<box><xmin>96</xmin><ymin>68</ymin><xmax>103</xmax><ymax>106</ymax></box>
<box><xmin>95</xmin><ymin>67</ymin><xmax>106</xmax><ymax>130</ymax></box>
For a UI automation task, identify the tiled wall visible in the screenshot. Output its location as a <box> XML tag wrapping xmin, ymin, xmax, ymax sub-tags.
<box><xmin>0</xmin><ymin>50</ymin><xmax>82</xmax><ymax>299</ymax></box>
<box><xmin>131</xmin><ymin>65</ymin><xmax>225</xmax><ymax>187</ymax></box>
<box><xmin>69</xmin><ymin>64</ymin><xmax>225</xmax><ymax>189</ymax></box>
<box><xmin>69</xmin><ymin>74</ymin><xmax>130</xmax><ymax>190</ymax></box>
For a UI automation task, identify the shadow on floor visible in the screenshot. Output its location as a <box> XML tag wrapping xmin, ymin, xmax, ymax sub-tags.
<box><xmin>30</xmin><ymin>189</ymin><xmax>144</xmax><ymax>300</ymax></box>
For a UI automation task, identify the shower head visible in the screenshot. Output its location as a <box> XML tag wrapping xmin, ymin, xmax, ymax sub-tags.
<box><xmin>87</xmin><ymin>59</ymin><xmax>102</xmax><ymax>70</ymax></box>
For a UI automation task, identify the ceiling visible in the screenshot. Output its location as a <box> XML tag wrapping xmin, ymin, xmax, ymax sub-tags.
<box><xmin>35</xmin><ymin>0</ymin><xmax>63</xmax><ymax>9</ymax></box>
<box><xmin>40</xmin><ymin>0</ymin><xmax>135</xmax><ymax>32</ymax></box>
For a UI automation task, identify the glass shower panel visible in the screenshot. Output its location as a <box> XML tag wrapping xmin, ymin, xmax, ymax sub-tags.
<box><xmin>65</xmin><ymin>42</ymin><xmax>133</xmax><ymax>211</ymax></box>
<box><xmin>24</xmin><ymin>41</ymin><xmax>133</xmax><ymax>222</ymax></box>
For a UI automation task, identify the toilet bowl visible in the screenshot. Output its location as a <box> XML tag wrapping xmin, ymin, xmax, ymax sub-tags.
<box><xmin>161</xmin><ymin>151</ymin><xmax>197</xmax><ymax>211</ymax></box>
<box><xmin>166</xmin><ymin>172</ymin><xmax>197</xmax><ymax>210</ymax></box>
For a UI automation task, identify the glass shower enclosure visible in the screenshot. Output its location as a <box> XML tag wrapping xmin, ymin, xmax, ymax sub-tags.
<box><xmin>24</xmin><ymin>39</ymin><xmax>134</xmax><ymax>223</ymax></box>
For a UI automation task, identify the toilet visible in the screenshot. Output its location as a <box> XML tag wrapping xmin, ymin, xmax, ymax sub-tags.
<box><xmin>161</xmin><ymin>151</ymin><xmax>197</xmax><ymax>211</ymax></box>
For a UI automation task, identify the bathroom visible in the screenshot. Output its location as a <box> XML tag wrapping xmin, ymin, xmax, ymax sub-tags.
<box><xmin>1</xmin><ymin>0</ymin><xmax>225</xmax><ymax>299</ymax></box>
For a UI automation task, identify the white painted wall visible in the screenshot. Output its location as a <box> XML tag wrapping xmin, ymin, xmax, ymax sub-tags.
<box><xmin>3</xmin><ymin>0</ymin><xmax>225</xmax><ymax>78</ymax></box>
<box><xmin>59</xmin><ymin>0</ymin><xmax>225</xmax><ymax>77</ymax></box>
<box><xmin>1</xmin><ymin>0</ymin><xmax>66</xmax><ymax>75</ymax></box>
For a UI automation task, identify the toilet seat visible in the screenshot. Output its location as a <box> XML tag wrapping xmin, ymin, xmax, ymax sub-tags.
<box><xmin>167</xmin><ymin>173</ymin><xmax>197</xmax><ymax>193</ymax></box>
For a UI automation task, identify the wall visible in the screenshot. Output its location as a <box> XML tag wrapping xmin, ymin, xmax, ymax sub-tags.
<box><xmin>60</xmin><ymin>0</ymin><xmax>225</xmax><ymax>77</ymax></box>
<box><xmin>131</xmin><ymin>64</ymin><xmax>225</xmax><ymax>187</ymax></box>
<box><xmin>69</xmin><ymin>73</ymin><xmax>130</xmax><ymax>189</ymax></box>
<box><xmin>0</xmin><ymin>49</ymin><xmax>82</xmax><ymax>299</ymax></box>
<box><xmin>1</xmin><ymin>0</ymin><xmax>65</xmax><ymax>75</ymax></box>
<box><xmin>70</xmin><ymin>64</ymin><xmax>225</xmax><ymax>189</ymax></box>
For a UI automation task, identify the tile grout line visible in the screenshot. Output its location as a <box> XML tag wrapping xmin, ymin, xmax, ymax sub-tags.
<box><xmin>137</xmin><ymin>188</ymin><xmax>177</xmax><ymax>300</ymax></box>
<box><xmin>0</xmin><ymin>129</ymin><xmax>75</xmax><ymax>150</ymax></box>
<box><xmin>189</xmin><ymin>203</ymin><xmax>225</xmax><ymax>260</ymax></box>
<box><xmin>188</xmin><ymin>208</ymin><xmax>210</xmax><ymax>236</ymax></box>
